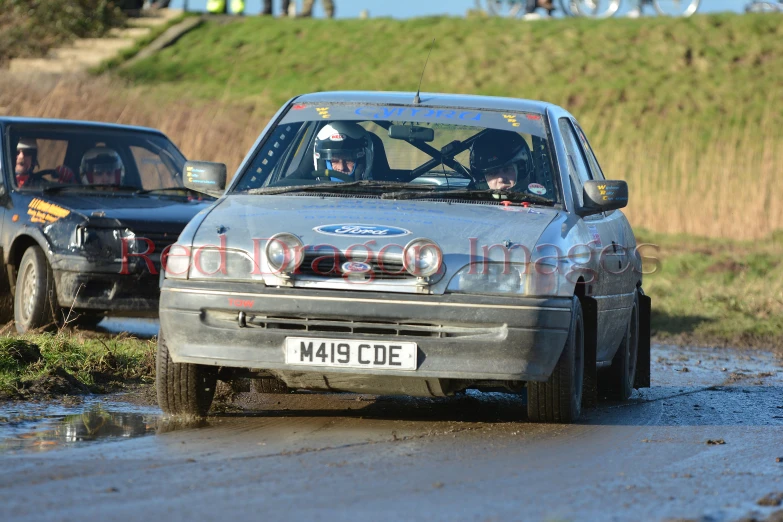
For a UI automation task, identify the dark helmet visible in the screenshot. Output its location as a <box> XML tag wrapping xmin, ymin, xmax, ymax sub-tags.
<box><xmin>80</xmin><ymin>147</ymin><xmax>125</xmax><ymax>185</ymax></box>
<box><xmin>313</xmin><ymin>122</ymin><xmax>374</xmax><ymax>180</ymax></box>
<box><xmin>470</xmin><ymin>130</ymin><xmax>533</xmax><ymax>187</ymax></box>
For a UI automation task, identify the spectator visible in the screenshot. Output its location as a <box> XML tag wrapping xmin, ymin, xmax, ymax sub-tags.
<box><xmin>299</xmin><ymin>0</ymin><xmax>335</xmax><ymax>18</ymax></box>
<box><xmin>262</xmin><ymin>0</ymin><xmax>292</xmax><ymax>16</ymax></box>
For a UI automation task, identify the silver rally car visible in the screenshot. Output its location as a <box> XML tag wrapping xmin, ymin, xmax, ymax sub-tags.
<box><xmin>158</xmin><ymin>91</ymin><xmax>651</xmax><ymax>423</ymax></box>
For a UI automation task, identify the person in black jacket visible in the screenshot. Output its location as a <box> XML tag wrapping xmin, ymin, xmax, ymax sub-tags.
<box><xmin>262</xmin><ymin>0</ymin><xmax>292</xmax><ymax>15</ymax></box>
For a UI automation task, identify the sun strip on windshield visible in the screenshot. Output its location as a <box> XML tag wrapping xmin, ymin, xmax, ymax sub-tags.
<box><xmin>281</xmin><ymin>104</ymin><xmax>546</xmax><ymax>137</ymax></box>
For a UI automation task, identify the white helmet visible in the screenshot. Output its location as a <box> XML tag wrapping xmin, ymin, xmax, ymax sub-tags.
<box><xmin>80</xmin><ymin>147</ymin><xmax>125</xmax><ymax>185</ymax></box>
<box><xmin>313</xmin><ymin>122</ymin><xmax>374</xmax><ymax>180</ymax></box>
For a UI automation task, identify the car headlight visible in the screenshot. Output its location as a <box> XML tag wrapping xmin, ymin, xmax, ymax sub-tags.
<box><xmin>446</xmin><ymin>261</ymin><xmax>561</xmax><ymax>296</ymax></box>
<box><xmin>403</xmin><ymin>238</ymin><xmax>443</xmax><ymax>277</ymax></box>
<box><xmin>447</xmin><ymin>262</ymin><xmax>524</xmax><ymax>294</ymax></box>
<box><xmin>163</xmin><ymin>243</ymin><xmax>191</xmax><ymax>280</ymax></box>
<box><xmin>72</xmin><ymin>226</ymin><xmax>136</xmax><ymax>260</ymax></box>
<box><xmin>187</xmin><ymin>248</ymin><xmax>256</xmax><ymax>280</ymax></box>
<box><xmin>265</xmin><ymin>233</ymin><xmax>304</xmax><ymax>274</ymax></box>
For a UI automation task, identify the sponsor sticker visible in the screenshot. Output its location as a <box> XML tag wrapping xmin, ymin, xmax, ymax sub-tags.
<box><xmin>330</xmin><ymin>133</ymin><xmax>346</xmax><ymax>141</ymax></box>
<box><xmin>27</xmin><ymin>198</ymin><xmax>70</xmax><ymax>224</ymax></box>
<box><xmin>528</xmin><ymin>183</ymin><xmax>547</xmax><ymax>195</ymax></box>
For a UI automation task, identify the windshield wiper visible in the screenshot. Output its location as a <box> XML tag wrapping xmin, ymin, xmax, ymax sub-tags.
<box><xmin>247</xmin><ymin>180</ymin><xmax>437</xmax><ymax>196</ymax></box>
<box><xmin>42</xmin><ymin>184</ymin><xmax>140</xmax><ymax>194</ymax></box>
<box><xmin>382</xmin><ymin>188</ymin><xmax>555</xmax><ymax>206</ymax></box>
<box><xmin>135</xmin><ymin>186</ymin><xmax>214</xmax><ymax>198</ymax></box>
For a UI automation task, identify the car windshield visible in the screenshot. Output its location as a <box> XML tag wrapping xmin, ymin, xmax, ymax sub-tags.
<box><xmin>232</xmin><ymin>103</ymin><xmax>560</xmax><ymax>205</ymax></box>
<box><xmin>8</xmin><ymin>125</ymin><xmax>187</xmax><ymax>193</ymax></box>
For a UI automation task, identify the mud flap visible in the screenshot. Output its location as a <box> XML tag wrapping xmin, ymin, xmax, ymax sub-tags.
<box><xmin>634</xmin><ymin>293</ymin><xmax>651</xmax><ymax>389</ymax></box>
<box><xmin>581</xmin><ymin>296</ymin><xmax>598</xmax><ymax>408</ymax></box>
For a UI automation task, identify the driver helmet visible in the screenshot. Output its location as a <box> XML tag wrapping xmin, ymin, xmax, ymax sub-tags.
<box><xmin>313</xmin><ymin>122</ymin><xmax>374</xmax><ymax>180</ymax></box>
<box><xmin>80</xmin><ymin>147</ymin><xmax>125</xmax><ymax>185</ymax></box>
<box><xmin>470</xmin><ymin>130</ymin><xmax>533</xmax><ymax>190</ymax></box>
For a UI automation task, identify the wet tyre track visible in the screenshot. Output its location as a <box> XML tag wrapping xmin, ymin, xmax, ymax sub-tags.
<box><xmin>0</xmin><ymin>344</ymin><xmax>781</xmax><ymax>522</ymax></box>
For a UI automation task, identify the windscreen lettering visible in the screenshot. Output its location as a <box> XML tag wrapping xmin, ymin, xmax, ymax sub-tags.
<box><xmin>353</xmin><ymin>107</ymin><xmax>481</xmax><ymax>121</ymax></box>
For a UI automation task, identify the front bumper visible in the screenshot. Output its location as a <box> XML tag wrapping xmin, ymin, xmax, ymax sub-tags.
<box><xmin>54</xmin><ymin>270</ymin><xmax>160</xmax><ymax>315</ymax></box>
<box><xmin>160</xmin><ymin>281</ymin><xmax>573</xmax><ymax>382</ymax></box>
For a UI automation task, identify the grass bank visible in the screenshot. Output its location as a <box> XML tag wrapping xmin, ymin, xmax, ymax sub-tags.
<box><xmin>641</xmin><ymin>231</ymin><xmax>783</xmax><ymax>352</ymax></box>
<box><xmin>0</xmin><ymin>331</ymin><xmax>155</xmax><ymax>399</ymax></box>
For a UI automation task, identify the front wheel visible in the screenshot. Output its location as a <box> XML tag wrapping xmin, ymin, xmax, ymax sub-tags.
<box><xmin>653</xmin><ymin>0</ymin><xmax>700</xmax><ymax>16</ymax></box>
<box><xmin>14</xmin><ymin>246</ymin><xmax>60</xmax><ymax>333</ymax></box>
<box><xmin>601</xmin><ymin>291</ymin><xmax>639</xmax><ymax>401</ymax></box>
<box><xmin>156</xmin><ymin>328</ymin><xmax>218</xmax><ymax>416</ymax></box>
<box><xmin>527</xmin><ymin>296</ymin><xmax>584</xmax><ymax>423</ymax></box>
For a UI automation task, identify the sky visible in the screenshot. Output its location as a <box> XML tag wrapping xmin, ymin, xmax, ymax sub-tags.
<box><xmin>167</xmin><ymin>0</ymin><xmax>750</xmax><ymax>17</ymax></box>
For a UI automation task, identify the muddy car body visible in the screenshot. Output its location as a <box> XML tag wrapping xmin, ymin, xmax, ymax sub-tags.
<box><xmin>0</xmin><ymin>118</ymin><xmax>214</xmax><ymax>332</ymax></box>
<box><xmin>158</xmin><ymin>92</ymin><xmax>651</xmax><ymax>423</ymax></box>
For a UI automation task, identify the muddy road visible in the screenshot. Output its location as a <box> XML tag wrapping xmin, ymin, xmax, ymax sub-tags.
<box><xmin>1</xmin><ymin>342</ymin><xmax>781</xmax><ymax>522</ymax></box>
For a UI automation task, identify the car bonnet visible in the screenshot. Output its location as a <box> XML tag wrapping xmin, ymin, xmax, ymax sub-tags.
<box><xmin>192</xmin><ymin>195</ymin><xmax>558</xmax><ymax>258</ymax></box>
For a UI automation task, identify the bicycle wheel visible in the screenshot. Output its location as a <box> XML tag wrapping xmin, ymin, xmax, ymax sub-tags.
<box><xmin>571</xmin><ymin>0</ymin><xmax>621</xmax><ymax>17</ymax></box>
<box><xmin>744</xmin><ymin>1</ymin><xmax>781</xmax><ymax>12</ymax></box>
<box><xmin>483</xmin><ymin>0</ymin><xmax>527</xmax><ymax>16</ymax></box>
<box><xmin>653</xmin><ymin>0</ymin><xmax>700</xmax><ymax>16</ymax></box>
<box><xmin>558</xmin><ymin>0</ymin><xmax>580</xmax><ymax>16</ymax></box>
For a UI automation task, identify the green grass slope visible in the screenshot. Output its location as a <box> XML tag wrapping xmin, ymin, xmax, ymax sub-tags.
<box><xmin>118</xmin><ymin>13</ymin><xmax>783</xmax><ymax>139</ymax></box>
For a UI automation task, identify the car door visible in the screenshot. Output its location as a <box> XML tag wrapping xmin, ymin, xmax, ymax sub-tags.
<box><xmin>558</xmin><ymin>118</ymin><xmax>629</xmax><ymax>361</ymax></box>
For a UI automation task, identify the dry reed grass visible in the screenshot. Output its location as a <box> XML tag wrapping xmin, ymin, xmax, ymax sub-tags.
<box><xmin>1</xmin><ymin>74</ymin><xmax>781</xmax><ymax>240</ymax></box>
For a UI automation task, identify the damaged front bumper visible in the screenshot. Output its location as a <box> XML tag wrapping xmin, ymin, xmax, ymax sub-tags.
<box><xmin>51</xmin><ymin>254</ymin><xmax>160</xmax><ymax>315</ymax></box>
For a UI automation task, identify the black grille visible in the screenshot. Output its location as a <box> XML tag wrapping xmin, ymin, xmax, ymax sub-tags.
<box><xmin>243</xmin><ymin>314</ymin><xmax>503</xmax><ymax>339</ymax></box>
<box><xmin>134</xmin><ymin>231</ymin><xmax>177</xmax><ymax>265</ymax></box>
<box><xmin>297</xmin><ymin>253</ymin><xmax>412</xmax><ymax>281</ymax></box>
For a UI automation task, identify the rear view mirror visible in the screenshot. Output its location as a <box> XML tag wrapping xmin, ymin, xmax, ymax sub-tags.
<box><xmin>183</xmin><ymin>161</ymin><xmax>226</xmax><ymax>197</ymax></box>
<box><xmin>578</xmin><ymin>179</ymin><xmax>628</xmax><ymax>216</ymax></box>
<box><xmin>388</xmin><ymin>125</ymin><xmax>434</xmax><ymax>142</ymax></box>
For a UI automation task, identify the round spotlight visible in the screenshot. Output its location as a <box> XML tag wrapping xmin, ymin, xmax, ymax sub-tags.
<box><xmin>265</xmin><ymin>233</ymin><xmax>304</xmax><ymax>273</ymax></box>
<box><xmin>403</xmin><ymin>238</ymin><xmax>442</xmax><ymax>278</ymax></box>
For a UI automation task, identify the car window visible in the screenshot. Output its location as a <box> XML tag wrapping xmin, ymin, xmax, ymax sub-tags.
<box><xmin>130</xmin><ymin>145</ymin><xmax>182</xmax><ymax>189</ymax></box>
<box><xmin>558</xmin><ymin>118</ymin><xmax>593</xmax><ymax>206</ymax></box>
<box><xmin>8</xmin><ymin>125</ymin><xmax>186</xmax><ymax>191</ymax></box>
<box><xmin>233</xmin><ymin>104</ymin><xmax>560</xmax><ymax>205</ymax></box>
<box><xmin>574</xmin><ymin>123</ymin><xmax>606</xmax><ymax>181</ymax></box>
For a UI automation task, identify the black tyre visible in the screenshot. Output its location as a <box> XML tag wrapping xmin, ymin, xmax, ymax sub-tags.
<box><xmin>527</xmin><ymin>296</ymin><xmax>584</xmax><ymax>423</ymax></box>
<box><xmin>602</xmin><ymin>291</ymin><xmax>639</xmax><ymax>401</ymax></box>
<box><xmin>14</xmin><ymin>246</ymin><xmax>60</xmax><ymax>333</ymax></box>
<box><xmin>156</xmin><ymin>328</ymin><xmax>218</xmax><ymax>416</ymax></box>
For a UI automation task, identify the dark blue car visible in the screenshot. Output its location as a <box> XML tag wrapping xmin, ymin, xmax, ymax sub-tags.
<box><xmin>0</xmin><ymin>117</ymin><xmax>214</xmax><ymax>332</ymax></box>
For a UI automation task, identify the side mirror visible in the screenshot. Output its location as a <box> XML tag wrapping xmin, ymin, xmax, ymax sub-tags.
<box><xmin>578</xmin><ymin>179</ymin><xmax>628</xmax><ymax>216</ymax></box>
<box><xmin>183</xmin><ymin>161</ymin><xmax>226</xmax><ymax>197</ymax></box>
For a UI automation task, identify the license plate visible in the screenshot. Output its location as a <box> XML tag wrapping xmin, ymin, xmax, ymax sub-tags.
<box><xmin>285</xmin><ymin>337</ymin><xmax>417</xmax><ymax>371</ymax></box>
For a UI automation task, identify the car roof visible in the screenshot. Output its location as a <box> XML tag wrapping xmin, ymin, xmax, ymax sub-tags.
<box><xmin>0</xmin><ymin>117</ymin><xmax>165</xmax><ymax>135</ymax></box>
<box><xmin>293</xmin><ymin>91</ymin><xmax>558</xmax><ymax>114</ymax></box>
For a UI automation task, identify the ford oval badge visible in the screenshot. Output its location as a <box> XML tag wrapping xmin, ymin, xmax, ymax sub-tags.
<box><xmin>341</xmin><ymin>261</ymin><xmax>372</xmax><ymax>274</ymax></box>
<box><xmin>314</xmin><ymin>224</ymin><xmax>411</xmax><ymax>237</ymax></box>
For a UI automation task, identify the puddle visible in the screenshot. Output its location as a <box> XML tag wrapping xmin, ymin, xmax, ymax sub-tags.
<box><xmin>97</xmin><ymin>317</ymin><xmax>159</xmax><ymax>339</ymax></box>
<box><xmin>0</xmin><ymin>397</ymin><xmax>162</xmax><ymax>453</ymax></box>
